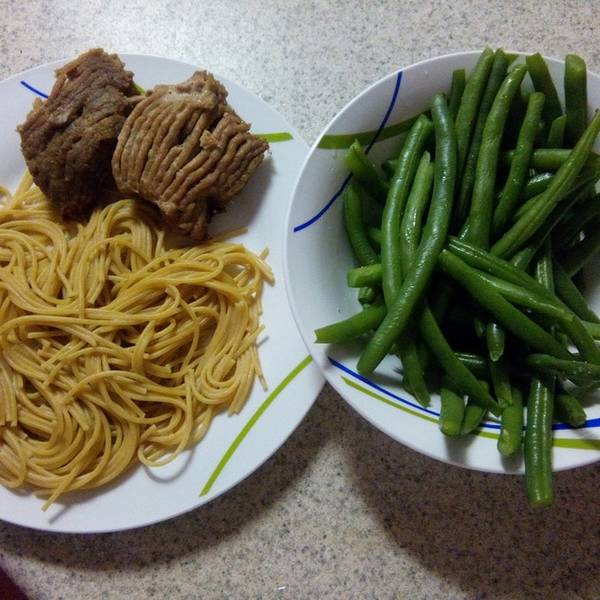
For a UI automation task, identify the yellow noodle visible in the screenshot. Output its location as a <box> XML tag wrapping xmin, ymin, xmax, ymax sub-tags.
<box><xmin>0</xmin><ymin>173</ymin><xmax>272</xmax><ymax>507</ymax></box>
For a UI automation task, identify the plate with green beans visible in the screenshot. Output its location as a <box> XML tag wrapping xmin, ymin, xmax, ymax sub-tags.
<box><xmin>284</xmin><ymin>49</ymin><xmax>600</xmax><ymax>506</ymax></box>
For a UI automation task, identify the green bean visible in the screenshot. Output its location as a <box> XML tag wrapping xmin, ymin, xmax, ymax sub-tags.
<box><xmin>534</xmin><ymin>237</ymin><xmax>565</xmax><ymax>347</ymax></box>
<box><xmin>536</xmin><ymin>238</ymin><xmax>555</xmax><ymax>293</ymax></box>
<box><xmin>430</xmin><ymin>280</ymin><xmax>453</xmax><ymax>323</ymax></box>
<box><xmin>554</xmin><ymin>261</ymin><xmax>599</xmax><ymax>323</ymax></box>
<box><xmin>399</xmin><ymin>152</ymin><xmax>434</xmax><ymax>264</ymax></box>
<box><xmin>501</xmin><ymin>149</ymin><xmax>600</xmax><ymax>174</ymax></box>
<box><xmin>562</xmin><ymin>308</ymin><xmax>600</xmax><ymax>365</ymax></box>
<box><xmin>500</xmin><ymin>148</ymin><xmax>571</xmax><ymax>171</ymax></box>
<box><xmin>525</xmin><ymin>374</ymin><xmax>555</xmax><ymax>507</ymax></box>
<box><xmin>560</xmin><ymin>219</ymin><xmax>600</xmax><ymax>277</ymax></box>
<box><xmin>525</xmin><ymin>354</ymin><xmax>600</xmax><ymax>384</ymax></box>
<box><xmin>456</xmin><ymin>352</ymin><xmax>490</xmax><ymax>379</ymax></box>
<box><xmin>367</xmin><ymin>226</ymin><xmax>381</xmax><ymax>250</ymax></box>
<box><xmin>525</xmin><ymin>246</ymin><xmax>557</xmax><ymax>505</ymax></box>
<box><xmin>476</xmin><ymin>267</ymin><xmax>600</xmax><ymax>364</ymax></box>
<box><xmin>397</xmin><ymin>151</ymin><xmax>435</xmax><ymax>408</ymax></box>
<box><xmin>455</xmin><ymin>48</ymin><xmax>495</xmax><ymax>174</ymax></box>
<box><xmin>486</xmin><ymin>322</ymin><xmax>505</xmax><ymax>362</ymax></box>
<box><xmin>498</xmin><ymin>387</ymin><xmax>523</xmax><ymax>456</ymax></box>
<box><xmin>380</xmin><ymin>114</ymin><xmax>433</xmax><ymax>304</ymax></box>
<box><xmin>314</xmin><ymin>305</ymin><xmax>386</xmax><ymax>344</ymax></box>
<box><xmin>546</xmin><ymin>114</ymin><xmax>567</xmax><ymax>148</ymax></box>
<box><xmin>491</xmin><ymin>110</ymin><xmax>600</xmax><ymax>259</ymax></box>
<box><xmin>448</xmin><ymin>69</ymin><xmax>466</xmax><ymax>121</ymax></box>
<box><xmin>455</xmin><ymin>49</ymin><xmax>508</xmax><ymax>229</ymax></box>
<box><xmin>347</xmin><ymin>264</ymin><xmax>382</xmax><ymax>288</ymax></box>
<box><xmin>358</xmin><ymin>286</ymin><xmax>378</xmax><ymax>305</ymax></box>
<box><xmin>520</xmin><ymin>172</ymin><xmax>554</xmax><ymax>200</ymax></box>
<box><xmin>510</xmin><ymin>187</ymin><xmax>589</xmax><ymax>271</ymax></box>
<box><xmin>583</xmin><ymin>320</ymin><xmax>600</xmax><ymax>340</ymax></box>
<box><xmin>564</xmin><ymin>54</ymin><xmax>588</xmax><ymax>146</ymax></box>
<box><xmin>555</xmin><ymin>392</ymin><xmax>587</xmax><ymax>427</ymax></box>
<box><xmin>464</xmin><ymin>64</ymin><xmax>528</xmax><ymax>249</ymax></box>
<box><xmin>502</xmin><ymin>88</ymin><xmax>527</xmax><ymax>149</ymax></box>
<box><xmin>490</xmin><ymin>358</ymin><xmax>512</xmax><ymax>407</ymax></box>
<box><xmin>512</xmin><ymin>193</ymin><xmax>543</xmax><ymax>222</ymax></box>
<box><xmin>448</xmin><ymin>236</ymin><xmax>552</xmax><ymax>293</ymax></box>
<box><xmin>476</xmin><ymin>272</ymin><xmax>566</xmax><ymax>320</ymax></box>
<box><xmin>419</xmin><ymin>307</ymin><xmax>500</xmax><ymax>414</ymax></box>
<box><xmin>473</xmin><ymin>316</ymin><xmax>486</xmax><ymax>338</ymax></box>
<box><xmin>345</xmin><ymin>141</ymin><xmax>389</xmax><ymax>203</ymax></box>
<box><xmin>417</xmin><ymin>340</ymin><xmax>430</xmax><ymax>370</ymax></box>
<box><xmin>485</xmin><ymin>322</ymin><xmax>504</xmax><ymax>418</ymax></box>
<box><xmin>526</xmin><ymin>52</ymin><xmax>563</xmax><ymax>126</ymax></box>
<box><xmin>343</xmin><ymin>182</ymin><xmax>378</xmax><ymax>266</ymax></box>
<box><xmin>535</xmin><ymin>119</ymin><xmax>548</xmax><ymax>146</ymax></box>
<box><xmin>358</xmin><ymin>94</ymin><xmax>456</xmax><ymax>375</ymax></box>
<box><xmin>449</xmin><ymin>239</ymin><xmax>598</xmax><ymax>354</ymax></box>
<box><xmin>553</xmin><ymin>194</ymin><xmax>600</xmax><ymax>249</ymax></box>
<box><xmin>515</xmin><ymin>159</ymin><xmax>600</xmax><ymax>220</ymax></box>
<box><xmin>492</xmin><ymin>91</ymin><xmax>545</xmax><ymax>236</ymax></box>
<box><xmin>439</xmin><ymin>385</ymin><xmax>465</xmax><ymax>436</ymax></box>
<box><xmin>460</xmin><ymin>401</ymin><xmax>487</xmax><ymax>435</ymax></box>
<box><xmin>399</xmin><ymin>344</ymin><xmax>430</xmax><ymax>407</ymax></box>
<box><xmin>438</xmin><ymin>250</ymin><xmax>573</xmax><ymax>360</ymax></box>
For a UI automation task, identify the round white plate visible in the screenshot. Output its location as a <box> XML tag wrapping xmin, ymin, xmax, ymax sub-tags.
<box><xmin>0</xmin><ymin>54</ymin><xmax>323</xmax><ymax>533</ymax></box>
<box><xmin>284</xmin><ymin>50</ymin><xmax>600</xmax><ymax>475</ymax></box>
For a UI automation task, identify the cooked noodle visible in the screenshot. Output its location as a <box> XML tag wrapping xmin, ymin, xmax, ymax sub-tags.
<box><xmin>0</xmin><ymin>173</ymin><xmax>272</xmax><ymax>508</ymax></box>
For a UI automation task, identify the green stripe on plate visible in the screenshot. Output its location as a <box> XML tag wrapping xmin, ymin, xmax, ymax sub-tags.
<box><xmin>341</xmin><ymin>376</ymin><xmax>438</xmax><ymax>425</ymax></box>
<box><xmin>200</xmin><ymin>354</ymin><xmax>313</xmax><ymax>496</ymax></box>
<box><xmin>317</xmin><ymin>115</ymin><xmax>419</xmax><ymax>149</ymax></box>
<box><xmin>340</xmin><ymin>375</ymin><xmax>600</xmax><ymax>451</ymax></box>
<box><xmin>256</xmin><ymin>132</ymin><xmax>294</xmax><ymax>142</ymax></box>
<box><xmin>553</xmin><ymin>437</ymin><xmax>600</xmax><ymax>451</ymax></box>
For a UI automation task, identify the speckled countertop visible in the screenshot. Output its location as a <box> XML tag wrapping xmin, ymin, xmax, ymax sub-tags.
<box><xmin>1</xmin><ymin>1</ymin><xmax>600</xmax><ymax>599</ymax></box>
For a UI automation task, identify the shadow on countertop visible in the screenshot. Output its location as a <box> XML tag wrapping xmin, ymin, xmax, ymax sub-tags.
<box><xmin>348</xmin><ymin>413</ymin><xmax>600</xmax><ymax>600</ymax></box>
<box><xmin>0</xmin><ymin>390</ymin><xmax>331</xmax><ymax>571</ymax></box>
<box><xmin>2</xmin><ymin>386</ymin><xmax>600</xmax><ymax>600</ymax></box>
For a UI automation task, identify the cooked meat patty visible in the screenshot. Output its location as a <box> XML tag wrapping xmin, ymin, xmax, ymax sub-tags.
<box><xmin>112</xmin><ymin>71</ymin><xmax>269</xmax><ymax>241</ymax></box>
<box><xmin>18</xmin><ymin>48</ymin><xmax>138</xmax><ymax>219</ymax></box>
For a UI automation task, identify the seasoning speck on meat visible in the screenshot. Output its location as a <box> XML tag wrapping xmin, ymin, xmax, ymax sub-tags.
<box><xmin>112</xmin><ymin>71</ymin><xmax>269</xmax><ymax>241</ymax></box>
<box><xmin>18</xmin><ymin>48</ymin><xmax>138</xmax><ymax>219</ymax></box>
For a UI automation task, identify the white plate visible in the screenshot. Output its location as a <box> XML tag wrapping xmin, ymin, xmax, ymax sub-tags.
<box><xmin>284</xmin><ymin>50</ymin><xmax>600</xmax><ymax>475</ymax></box>
<box><xmin>0</xmin><ymin>54</ymin><xmax>323</xmax><ymax>532</ymax></box>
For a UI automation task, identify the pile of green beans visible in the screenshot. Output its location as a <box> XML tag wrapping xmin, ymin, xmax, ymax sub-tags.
<box><xmin>314</xmin><ymin>49</ymin><xmax>600</xmax><ymax>507</ymax></box>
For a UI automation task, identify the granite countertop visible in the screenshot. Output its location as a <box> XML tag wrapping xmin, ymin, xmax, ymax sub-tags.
<box><xmin>1</xmin><ymin>1</ymin><xmax>600</xmax><ymax>598</ymax></box>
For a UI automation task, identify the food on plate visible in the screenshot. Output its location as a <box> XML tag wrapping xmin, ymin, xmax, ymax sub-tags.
<box><xmin>112</xmin><ymin>71</ymin><xmax>269</xmax><ymax>241</ymax></box>
<box><xmin>18</xmin><ymin>48</ymin><xmax>269</xmax><ymax>241</ymax></box>
<box><xmin>0</xmin><ymin>50</ymin><xmax>273</xmax><ymax>508</ymax></box>
<box><xmin>0</xmin><ymin>174</ymin><xmax>272</xmax><ymax>508</ymax></box>
<box><xmin>315</xmin><ymin>48</ymin><xmax>600</xmax><ymax>506</ymax></box>
<box><xmin>18</xmin><ymin>49</ymin><xmax>138</xmax><ymax>219</ymax></box>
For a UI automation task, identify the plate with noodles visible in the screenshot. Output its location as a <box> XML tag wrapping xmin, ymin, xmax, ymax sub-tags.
<box><xmin>0</xmin><ymin>53</ymin><xmax>323</xmax><ymax>533</ymax></box>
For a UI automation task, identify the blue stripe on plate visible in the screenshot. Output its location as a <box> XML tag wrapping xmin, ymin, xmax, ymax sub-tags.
<box><xmin>292</xmin><ymin>70</ymin><xmax>403</xmax><ymax>233</ymax></box>
<box><xmin>328</xmin><ymin>356</ymin><xmax>600</xmax><ymax>431</ymax></box>
<box><xmin>20</xmin><ymin>80</ymin><xmax>48</xmax><ymax>98</ymax></box>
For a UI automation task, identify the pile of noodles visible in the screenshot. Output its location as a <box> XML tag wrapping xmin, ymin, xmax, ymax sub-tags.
<box><xmin>0</xmin><ymin>173</ymin><xmax>272</xmax><ymax>508</ymax></box>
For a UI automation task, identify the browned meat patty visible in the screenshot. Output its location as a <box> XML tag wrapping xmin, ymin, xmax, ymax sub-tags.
<box><xmin>112</xmin><ymin>71</ymin><xmax>269</xmax><ymax>241</ymax></box>
<box><xmin>18</xmin><ymin>49</ymin><xmax>138</xmax><ymax>219</ymax></box>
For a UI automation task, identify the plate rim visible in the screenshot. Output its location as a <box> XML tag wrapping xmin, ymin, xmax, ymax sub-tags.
<box><xmin>283</xmin><ymin>49</ymin><xmax>600</xmax><ymax>476</ymax></box>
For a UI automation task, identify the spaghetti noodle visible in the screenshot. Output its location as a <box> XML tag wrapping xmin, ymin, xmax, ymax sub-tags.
<box><xmin>0</xmin><ymin>173</ymin><xmax>272</xmax><ymax>508</ymax></box>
